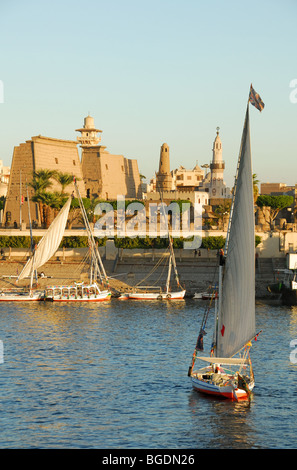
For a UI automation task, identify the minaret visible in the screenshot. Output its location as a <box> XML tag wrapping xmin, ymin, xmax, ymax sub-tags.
<box><xmin>210</xmin><ymin>127</ymin><xmax>225</xmax><ymax>183</ymax></box>
<box><xmin>156</xmin><ymin>143</ymin><xmax>172</xmax><ymax>192</ymax></box>
<box><xmin>76</xmin><ymin>115</ymin><xmax>102</xmax><ymax>147</ymax></box>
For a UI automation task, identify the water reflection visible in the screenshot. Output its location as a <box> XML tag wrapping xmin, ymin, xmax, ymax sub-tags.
<box><xmin>188</xmin><ymin>389</ymin><xmax>256</xmax><ymax>449</ymax></box>
<box><xmin>0</xmin><ymin>300</ymin><xmax>297</xmax><ymax>448</ymax></box>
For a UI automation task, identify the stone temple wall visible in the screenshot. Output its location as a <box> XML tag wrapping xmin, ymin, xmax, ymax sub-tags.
<box><xmin>3</xmin><ymin>135</ymin><xmax>85</xmax><ymax>227</ymax></box>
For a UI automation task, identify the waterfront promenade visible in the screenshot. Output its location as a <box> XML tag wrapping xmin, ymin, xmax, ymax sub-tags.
<box><xmin>0</xmin><ymin>227</ymin><xmax>294</xmax><ymax>299</ymax></box>
<box><xmin>0</xmin><ymin>249</ymin><xmax>283</xmax><ymax>299</ymax></box>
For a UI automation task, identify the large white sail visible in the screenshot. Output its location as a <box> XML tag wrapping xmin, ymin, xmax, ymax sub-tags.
<box><xmin>18</xmin><ymin>197</ymin><xmax>71</xmax><ymax>281</ymax></box>
<box><xmin>216</xmin><ymin>106</ymin><xmax>255</xmax><ymax>357</ymax></box>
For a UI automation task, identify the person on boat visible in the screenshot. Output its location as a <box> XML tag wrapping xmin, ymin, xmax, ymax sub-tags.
<box><xmin>196</xmin><ymin>333</ymin><xmax>204</xmax><ymax>351</ymax></box>
<box><xmin>219</xmin><ymin>249</ymin><xmax>225</xmax><ymax>266</ymax></box>
<box><xmin>213</xmin><ymin>363</ymin><xmax>224</xmax><ymax>374</ymax></box>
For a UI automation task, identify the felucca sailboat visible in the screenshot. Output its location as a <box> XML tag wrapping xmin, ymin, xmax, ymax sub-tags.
<box><xmin>120</xmin><ymin>184</ymin><xmax>185</xmax><ymax>301</ymax></box>
<box><xmin>189</xmin><ymin>85</ymin><xmax>263</xmax><ymax>400</ymax></box>
<box><xmin>0</xmin><ymin>196</ymin><xmax>72</xmax><ymax>301</ymax></box>
<box><xmin>44</xmin><ymin>178</ymin><xmax>111</xmax><ymax>302</ymax></box>
<box><xmin>125</xmin><ymin>235</ymin><xmax>186</xmax><ymax>300</ymax></box>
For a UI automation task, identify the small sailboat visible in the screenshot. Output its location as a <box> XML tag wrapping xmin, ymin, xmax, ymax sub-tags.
<box><xmin>119</xmin><ymin>181</ymin><xmax>186</xmax><ymax>301</ymax></box>
<box><xmin>125</xmin><ymin>241</ymin><xmax>186</xmax><ymax>300</ymax></box>
<box><xmin>193</xmin><ymin>285</ymin><xmax>218</xmax><ymax>300</ymax></box>
<box><xmin>44</xmin><ymin>179</ymin><xmax>111</xmax><ymax>302</ymax></box>
<box><xmin>189</xmin><ymin>85</ymin><xmax>263</xmax><ymax>401</ymax></box>
<box><xmin>0</xmin><ymin>195</ymin><xmax>72</xmax><ymax>301</ymax></box>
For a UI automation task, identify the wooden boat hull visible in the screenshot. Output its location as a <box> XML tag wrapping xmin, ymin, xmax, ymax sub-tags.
<box><xmin>281</xmin><ymin>286</ymin><xmax>297</xmax><ymax>306</ymax></box>
<box><xmin>126</xmin><ymin>290</ymin><xmax>186</xmax><ymax>300</ymax></box>
<box><xmin>0</xmin><ymin>291</ymin><xmax>45</xmax><ymax>301</ymax></box>
<box><xmin>193</xmin><ymin>292</ymin><xmax>218</xmax><ymax>300</ymax></box>
<box><xmin>45</xmin><ymin>291</ymin><xmax>111</xmax><ymax>302</ymax></box>
<box><xmin>191</xmin><ymin>375</ymin><xmax>254</xmax><ymax>401</ymax></box>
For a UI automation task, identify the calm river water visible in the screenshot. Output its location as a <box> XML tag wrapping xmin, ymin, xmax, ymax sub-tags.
<box><xmin>0</xmin><ymin>299</ymin><xmax>296</xmax><ymax>449</ymax></box>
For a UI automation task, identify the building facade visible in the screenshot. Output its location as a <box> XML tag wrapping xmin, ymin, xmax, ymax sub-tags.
<box><xmin>78</xmin><ymin>116</ymin><xmax>142</xmax><ymax>200</ymax></box>
<box><xmin>3</xmin><ymin>135</ymin><xmax>85</xmax><ymax>227</ymax></box>
<box><xmin>0</xmin><ymin>160</ymin><xmax>10</xmax><ymax>198</ymax></box>
<box><xmin>171</xmin><ymin>164</ymin><xmax>204</xmax><ymax>190</ymax></box>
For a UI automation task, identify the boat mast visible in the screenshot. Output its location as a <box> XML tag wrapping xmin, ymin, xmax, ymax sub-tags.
<box><xmin>73</xmin><ymin>179</ymin><xmax>108</xmax><ymax>285</ymax></box>
<box><xmin>19</xmin><ymin>170</ymin><xmax>22</xmax><ymax>228</ymax></box>
<box><xmin>165</xmin><ymin>254</ymin><xmax>172</xmax><ymax>294</ymax></box>
<box><xmin>26</xmin><ymin>184</ymin><xmax>38</xmax><ymax>288</ymax></box>
<box><xmin>157</xmin><ymin>179</ymin><xmax>181</xmax><ymax>290</ymax></box>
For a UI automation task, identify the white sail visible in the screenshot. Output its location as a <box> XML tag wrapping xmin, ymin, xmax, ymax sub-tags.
<box><xmin>18</xmin><ymin>197</ymin><xmax>71</xmax><ymax>281</ymax></box>
<box><xmin>216</xmin><ymin>106</ymin><xmax>255</xmax><ymax>357</ymax></box>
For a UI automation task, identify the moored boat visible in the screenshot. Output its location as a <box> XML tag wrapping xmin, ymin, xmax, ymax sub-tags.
<box><xmin>44</xmin><ymin>178</ymin><xmax>112</xmax><ymax>302</ymax></box>
<box><xmin>127</xmin><ymin>285</ymin><xmax>186</xmax><ymax>300</ymax></box>
<box><xmin>0</xmin><ymin>196</ymin><xmax>72</xmax><ymax>302</ymax></box>
<box><xmin>45</xmin><ymin>282</ymin><xmax>111</xmax><ymax>302</ymax></box>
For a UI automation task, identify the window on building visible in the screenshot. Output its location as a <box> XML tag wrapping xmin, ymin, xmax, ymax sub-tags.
<box><xmin>73</xmin><ymin>160</ymin><xmax>76</xmax><ymax>166</ymax></box>
<box><xmin>55</xmin><ymin>158</ymin><xmax>58</xmax><ymax>164</ymax></box>
<box><xmin>105</xmin><ymin>164</ymin><xmax>108</xmax><ymax>170</ymax></box>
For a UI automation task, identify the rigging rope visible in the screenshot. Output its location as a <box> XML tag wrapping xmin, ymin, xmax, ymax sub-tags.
<box><xmin>135</xmin><ymin>248</ymin><xmax>170</xmax><ymax>287</ymax></box>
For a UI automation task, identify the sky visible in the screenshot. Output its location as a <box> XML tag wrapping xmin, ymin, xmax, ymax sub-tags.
<box><xmin>0</xmin><ymin>0</ymin><xmax>296</xmax><ymax>189</ymax></box>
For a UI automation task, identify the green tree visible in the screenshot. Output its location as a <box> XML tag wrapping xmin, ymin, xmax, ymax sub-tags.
<box><xmin>67</xmin><ymin>197</ymin><xmax>91</xmax><ymax>228</ymax></box>
<box><xmin>214</xmin><ymin>201</ymin><xmax>231</xmax><ymax>229</ymax></box>
<box><xmin>53</xmin><ymin>171</ymin><xmax>75</xmax><ymax>194</ymax></box>
<box><xmin>0</xmin><ymin>196</ymin><xmax>5</xmax><ymax>212</ymax></box>
<box><xmin>253</xmin><ymin>174</ymin><xmax>260</xmax><ymax>203</ymax></box>
<box><xmin>29</xmin><ymin>170</ymin><xmax>57</xmax><ymax>226</ymax></box>
<box><xmin>256</xmin><ymin>195</ymin><xmax>294</xmax><ymax>230</ymax></box>
<box><xmin>201</xmin><ymin>236</ymin><xmax>226</xmax><ymax>250</ymax></box>
<box><xmin>31</xmin><ymin>191</ymin><xmax>60</xmax><ymax>228</ymax></box>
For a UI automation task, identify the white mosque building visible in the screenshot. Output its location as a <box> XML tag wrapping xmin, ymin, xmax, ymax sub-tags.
<box><xmin>200</xmin><ymin>127</ymin><xmax>231</xmax><ymax>198</ymax></box>
<box><xmin>148</xmin><ymin>127</ymin><xmax>231</xmax><ymax>199</ymax></box>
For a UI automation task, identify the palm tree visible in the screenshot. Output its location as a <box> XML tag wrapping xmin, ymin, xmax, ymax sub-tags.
<box><xmin>33</xmin><ymin>191</ymin><xmax>66</xmax><ymax>228</ymax></box>
<box><xmin>29</xmin><ymin>170</ymin><xmax>57</xmax><ymax>226</ymax></box>
<box><xmin>52</xmin><ymin>171</ymin><xmax>75</xmax><ymax>194</ymax></box>
<box><xmin>253</xmin><ymin>173</ymin><xmax>260</xmax><ymax>203</ymax></box>
<box><xmin>214</xmin><ymin>201</ymin><xmax>231</xmax><ymax>230</ymax></box>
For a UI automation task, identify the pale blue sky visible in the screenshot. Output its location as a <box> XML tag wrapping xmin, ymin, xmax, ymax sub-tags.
<box><xmin>0</xmin><ymin>0</ymin><xmax>296</xmax><ymax>188</ymax></box>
